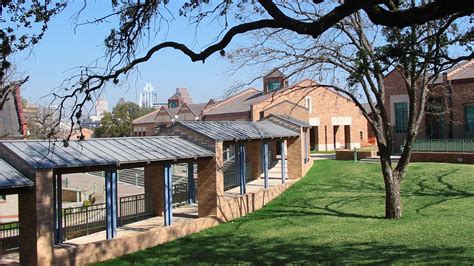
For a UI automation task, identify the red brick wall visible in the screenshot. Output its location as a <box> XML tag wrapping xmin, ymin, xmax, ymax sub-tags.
<box><xmin>252</xmin><ymin>80</ymin><xmax>369</xmax><ymax>150</ymax></box>
<box><xmin>384</xmin><ymin>68</ymin><xmax>474</xmax><ymax>151</ymax></box>
<box><xmin>411</xmin><ymin>152</ymin><xmax>474</xmax><ymax>164</ymax></box>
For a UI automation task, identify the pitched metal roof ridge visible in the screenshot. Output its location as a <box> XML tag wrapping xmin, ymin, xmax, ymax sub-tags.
<box><xmin>203</xmin><ymin>88</ymin><xmax>259</xmax><ymax>113</ymax></box>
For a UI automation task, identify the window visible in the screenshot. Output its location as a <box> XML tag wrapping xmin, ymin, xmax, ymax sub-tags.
<box><xmin>394</xmin><ymin>102</ymin><xmax>408</xmax><ymax>133</ymax></box>
<box><xmin>305</xmin><ymin>96</ymin><xmax>312</xmax><ymax>113</ymax></box>
<box><xmin>169</xmin><ymin>101</ymin><xmax>178</xmax><ymax>108</ymax></box>
<box><xmin>267</xmin><ymin>81</ymin><xmax>281</xmax><ymax>92</ymax></box>
<box><xmin>259</xmin><ymin>111</ymin><xmax>264</xmax><ymax>120</ymax></box>
<box><xmin>465</xmin><ymin>105</ymin><xmax>474</xmax><ymax>132</ymax></box>
<box><xmin>360</xmin><ymin>131</ymin><xmax>363</xmax><ymax>140</ymax></box>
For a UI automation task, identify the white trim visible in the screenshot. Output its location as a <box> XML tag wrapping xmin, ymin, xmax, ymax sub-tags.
<box><xmin>331</xmin><ymin>116</ymin><xmax>352</xmax><ymax>126</ymax></box>
<box><xmin>309</xmin><ymin>117</ymin><xmax>320</xmax><ymax>126</ymax></box>
<box><xmin>305</xmin><ymin>96</ymin><xmax>312</xmax><ymax>114</ymax></box>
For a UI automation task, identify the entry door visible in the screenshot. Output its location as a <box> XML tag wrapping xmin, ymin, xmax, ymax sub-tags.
<box><xmin>344</xmin><ymin>125</ymin><xmax>351</xmax><ymax>149</ymax></box>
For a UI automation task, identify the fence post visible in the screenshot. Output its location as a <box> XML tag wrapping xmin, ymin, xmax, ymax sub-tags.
<box><xmin>86</xmin><ymin>206</ymin><xmax>89</xmax><ymax>235</ymax></box>
<box><xmin>353</xmin><ymin>147</ymin><xmax>357</xmax><ymax>162</ymax></box>
<box><xmin>76</xmin><ymin>187</ymin><xmax>81</xmax><ymax>203</ymax></box>
<box><xmin>136</xmin><ymin>195</ymin><xmax>139</xmax><ymax>221</ymax></box>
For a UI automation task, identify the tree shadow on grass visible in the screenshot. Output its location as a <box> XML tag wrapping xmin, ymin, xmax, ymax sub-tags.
<box><xmin>101</xmin><ymin>233</ymin><xmax>469</xmax><ymax>265</ymax></box>
<box><xmin>411</xmin><ymin>169</ymin><xmax>474</xmax><ymax>213</ymax></box>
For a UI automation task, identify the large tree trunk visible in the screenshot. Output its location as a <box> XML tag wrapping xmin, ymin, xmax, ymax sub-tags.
<box><xmin>384</xmin><ymin>172</ymin><xmax>402</xmax><ymax>219</ymax></box>
<box><xmin>379</xmin><ymin>145</ymin><xmax>403</xmax><ymax>219</ymax></box>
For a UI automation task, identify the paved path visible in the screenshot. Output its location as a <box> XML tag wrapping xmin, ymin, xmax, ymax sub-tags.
<box><xmin>311</xmin><ymin>153</ymin><xmax>336</xmax><ymax>160</ymax></box>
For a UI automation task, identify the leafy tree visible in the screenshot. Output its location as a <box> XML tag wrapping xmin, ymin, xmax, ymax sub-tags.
<box><xmin>94</xmin><ymin>101</ymin><xmax>152</xmax><ymax>138</ymax></box>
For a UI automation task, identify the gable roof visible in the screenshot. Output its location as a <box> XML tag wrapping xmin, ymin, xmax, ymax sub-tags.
<box><xmin>203</xmin><ymin>79</ymin><xmax>321</xmax><ymax>117</ymax></box>
<box><xmin>266</xmin><ymin>114</ymin><xmax>311</xmax><ymax>128</ymax></box>
<box><xmin>0</xmin><ymin>136</ymin><xmax>214</xmax><ymax>170</ymax></box>
<box><xmin>203</xmin><ymin>88</ymin><xmax>260</xmax><ymax>115</ymax></box>
<box><xmin>178</xmin><ymin>103</ymin><xmax>207</xmax><ymax>117</ymax></box>
<box><xmin>265</xmin><ymin>69</ymin><xmax>286</xmax><ymax>78</ymax></box>
<box><xmin>172</xmin><ymin>121</ymin><xmax>299</xmax><ymax>141</ymax></box>
<box><xmin>446</xmin><ymin>59</ymin><xmax>474</xmax><ymax>81</ymax></box>
<box><xmin>133</xmin><ymin>109</ymin><xmax>160</xmax><ymax>124</ymax></box>
<box><xmin>0</xmin><ymin>158</ymin><xmax>34</xmax><ymax>193</ymax></box>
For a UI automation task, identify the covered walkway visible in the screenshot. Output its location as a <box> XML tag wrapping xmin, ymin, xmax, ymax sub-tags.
<box><xmin>0</xmin><ymin>119</ymin><xmax>311</xmax><ymax>265</ymax></box>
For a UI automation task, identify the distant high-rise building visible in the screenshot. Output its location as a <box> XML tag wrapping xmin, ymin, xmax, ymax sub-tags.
<box><xmin>88</xmin><ymin>98</ymin><xmax>108</xmax><ymax>123</ymax></box>
<box><xmin>96</xmin><ymin>98</ymin><xmax>108</xmax><ymax>118</ymax></box>
<box><xmin>168</xmin><ymin>88</ymin><xmax>192</xmax><ymax>108</ymax></box>
<box><xmin>139</xmin><ymin>82</ymin><xmax>157</xmax><ymax>108</ymax></box>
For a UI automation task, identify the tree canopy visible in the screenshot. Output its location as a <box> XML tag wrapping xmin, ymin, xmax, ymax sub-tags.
<box><xmin>94</xmin><ymin>101</ymin><xmax>152</xmax><ymax>138</ymax></box>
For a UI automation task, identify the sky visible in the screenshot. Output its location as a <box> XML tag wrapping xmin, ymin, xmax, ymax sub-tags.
<box><xmin>11</xmin><ymin>2</ymin><xmax>263</xmax><ymax>112</ymax></box>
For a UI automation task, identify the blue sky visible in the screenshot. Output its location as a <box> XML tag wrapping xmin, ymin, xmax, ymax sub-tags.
<box><xmin>12</xmin><ymin>2</ymin><xmax>263</xmax><ymax>111</ymax></box>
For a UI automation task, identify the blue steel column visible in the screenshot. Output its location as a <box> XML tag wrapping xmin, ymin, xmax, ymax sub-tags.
<box><xmin>106</xmin><ymin>169</ymin><xmax>118</xmax><ymax>239</ymax></box>
<box><xmin>262</xmin><ymin>142</ymin><xmax>269</xmax><ymax>189</ymax></box>
<box><xmin>280</xmin><ymin>141</ymin><xmax>286</xmax><ymax>183</ymax></box>
<box><xmin>164</xmin><ymin>162</ymin><xmax>173</xmax><ymax>226</ymax></box>
<box><xmin>239</xmin><ymin>143</ymin><xmax>247</xmax><ymax>195</ymax></box>
<box><xmin>53</xmin><ymin>173</ymin><xmax>63</xmax><ymax>244</ymax></box>
<box><xmin>304</xmin><ymin>129</ymin><xmax>309</xmax><ymax>163</ymax></box>
<box><xmin>187</xmin><ymin>163</ymin><xmax>196</xmax><ymax>204</ymax></box>
<box><xmin>234</xmin><ymin>144</ymin><xmax>240</xmax><ymax>188</ymax></box>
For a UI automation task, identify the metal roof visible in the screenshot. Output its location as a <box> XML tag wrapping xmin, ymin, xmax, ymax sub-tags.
<box><xmin>0</xmin><ymin>159</ymin><xmax>33</xmax><ymax>191</ymax></box>
<box><xmin>176</xmin><ymin>121</ymin><xmax>300</xmax><ymax>141</ymax></box>
<box><xmin>0</xmin><ymin>136</ymin><xmax>214</xmax><ymax>170</ymax></box>
<box><xmin>267</xmin><ymin>114</ymin><xmax>311</xmax><ymax>128</ymax></box>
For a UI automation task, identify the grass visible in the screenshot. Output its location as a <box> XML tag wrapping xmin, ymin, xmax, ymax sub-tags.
<box><xmin>99</xmin><ymin>160</ymin><xmax>474</xmax><ymax>265</ymax></box>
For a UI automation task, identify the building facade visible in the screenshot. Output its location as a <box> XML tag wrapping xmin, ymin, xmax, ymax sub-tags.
<box><xmin>132</xmin><ymin>87</ymin><xmax>213</xmax><ymax>136</ymax></box>
<box><xmin>384</xmin><ymin>60</ymin><xmax>474</xmax><ymax>152</ymax></box>
<box><xmin>203</xmin><ymin>71</ymin><xmax>370</xmax><ymax>151</ymax></box>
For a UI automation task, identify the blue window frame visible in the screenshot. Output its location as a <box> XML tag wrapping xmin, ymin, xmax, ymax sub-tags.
<box><xmin>394</xmin><ymin>102</ymin><xmax>408</xmax><ymax>133</ymax></box>
<box><xmin>267</xmin><ymin>81</ymin><xmax>281</xmax><ymax>92</ymax></box>
<box><xmin>465</xmin><ymin>105</ymin><xmax>474</xmax><ymax>132</ymax></box>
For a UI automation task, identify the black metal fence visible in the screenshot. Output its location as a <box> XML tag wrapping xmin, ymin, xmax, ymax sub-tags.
<box><xmin>119</xmin><ymin>194</ymin><xmax>152</xmax><ymax>226</ymax></box>
<box><xmin>0</xmin><ymin>221</ymin><xmax>19</xmax><ymax>253</ymax></box>
<box><xmin>0</xmin><ymin>182</ymin><xmax>197</xmax><ymax>252</ymax></box>
<box><xmin>63</xmin><ymin>203</ymin><xmax>108</xmax><ymax>240</ymax></box>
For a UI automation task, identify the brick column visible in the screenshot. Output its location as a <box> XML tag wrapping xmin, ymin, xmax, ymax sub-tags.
<box><xmin>19</xmin><ymin>169</ymin><xmax>55</xmax><ymax>266</ymax></box>
<box><xmin>287</xmin><ymin>136</ymin><xmax>303</xmax><ymax>180</ymax></box>
<box><xmin>245</xmin><ymin>140</ymin><xmax>262</xmax><ymax>180</ymax></box>
<box><xmin>144</xmin><ymin>163</ymin><xmax>165</xmax><ymax>216</ymax></box>
<box><xmin>197</xmin><ymin>141</ymin><xmax>224</xmax><ymax>217</ymax></box>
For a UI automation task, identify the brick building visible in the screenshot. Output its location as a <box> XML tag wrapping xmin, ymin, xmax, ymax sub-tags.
<box><xmin>133</xmin><ymin>102</ymin><xmax>212</xmax><ymax>136</ymax></box>
<box><xmin>203</xmin><ymin>71</ymin><xmax>370</xmax><ymax>151</ymax></box>
<box><xmin>384</xmin><ymin>60</ymin><xmax>474</xmax><ymax>152</ymax></box>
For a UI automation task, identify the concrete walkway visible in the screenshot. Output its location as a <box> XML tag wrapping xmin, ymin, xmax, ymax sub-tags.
<box><xmin>311</xmin><ymin>153</ymin><xmax>336</xmax><ymax>160</ymax></box>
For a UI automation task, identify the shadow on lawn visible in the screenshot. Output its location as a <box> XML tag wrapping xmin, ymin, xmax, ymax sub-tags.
<box><xmin>413</xmin><ymin>169</ymin><xmax>474</xmax><ymax>213</ymax></box>
<box><xmin>108</xmin><ymin>234</ymin><xmax>468</xmax><ymax>265</ymax></box>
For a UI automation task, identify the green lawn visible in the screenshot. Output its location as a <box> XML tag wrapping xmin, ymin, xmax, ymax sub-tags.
<box><xmin>99</xmin><ymin>160</ymin><xmax>474</xmax><ymax>265</ymax></box>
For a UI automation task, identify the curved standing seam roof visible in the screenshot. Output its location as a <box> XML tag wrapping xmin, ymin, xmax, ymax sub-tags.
<box><xmin>0</xmin><ymin>159</ymin><xmax>33</xmax><ymax>190</ymax></box>
<box><xmin>177</xmin><ymin>121</ymin><xmax>300</xmax><ymax>141</ymax></box>
<box><xmin>0</xmin><ymin>136</ymin><xmax>214</xmax><ymax>170</ymax></box>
